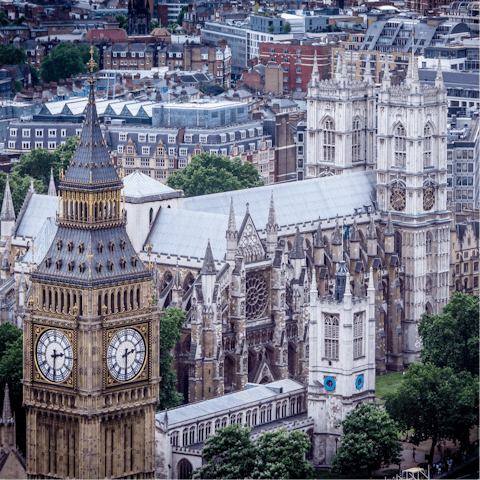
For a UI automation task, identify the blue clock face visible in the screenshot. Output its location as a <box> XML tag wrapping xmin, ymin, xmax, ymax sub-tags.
<box><xmin>324</xmin><ymin>376</ymin><xmax>336</xmax><ymax>391</ymax></box>
<box><xmin>356</xmin><ymin>374</ymin><xmax>364</xmax><ymax>390</ymax></box>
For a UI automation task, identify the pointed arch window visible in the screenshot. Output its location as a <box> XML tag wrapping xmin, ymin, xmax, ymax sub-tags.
<box><xmin>55</xmin><ymin>258</ymin><xmax>62</xmax><ymax>271</ymax></box>
<box><xmin>120</xmin><ymin>257</ymin><xmax>127</xmax><ymax>270</ymax></box>
<box><xmin>45</xmin><ymin>257</ymin><xmax>52</xmax><ymax>269</ymax></box>
<box><xmin>67</xmin><ymin>241</ymin><xmax>73</xmax><ymax>253</ymax></box>
<box><xmin>109</xmin><ymin>239</ymin><xmax>115</xmax><ymax>253</ymax></box>
<box><xmin>68</xmin><ymin>260</ymin><xmax>75</xmax><ymax>272</ymax></box>
<box><xmin>394</xmin><ymin>124</ymin><xmax>406</xmax><ymax>168</ymax></box>
<box><xmin>131</xmin><ymin>255</ymin><xmax>138</xmax><ymax>268</ymax></box>
<box><xmin>324</xmin><ymin>314</ymin><xmax>339</xmax><ymax>360</ymax></box>
<box><xmin>56</xmin><ymin>239</ymin><xmax>63</xmax><ymax>251</ymax></box>
<box><xmin>79</xmin><ymin>262</ymin><xmax>86</xmax><ymax>273</ymax></box>
<box><xmin>96</xmin><ymin>261</ymin><xmax>102</xmax><ymax>273</ymax></box>
<box><xmin>78</xmin><ymin>242</ymin><xmax>84</xmax><ymax>254</ymax></box>
<box><xmin>426</xmin><ymin>232</ymin><xmax>433</xmax><ymax>254</ymax></box>
<box><xmin>424</xmin><ymin>125</ymin><xmax>432</xmax><ymax>168</ymax></box>
<box><xmin>107</xmin><ymin>259</ymin><xmax>114</xmax><ymax>272</ymax></box>
<box><xmin>97</xmin><ymin>241</ymin><xmax>104</xmax><ymax>254</ymax></box>
<box><xmin>353</xmin><ymin>312</ymin><xmax>363</xmax><ymax>359</ymax></box>
<box><xmin>352</xmin><ymin>119</ymin><xmax>362</xmax><ymax>163</ymax></box>
<box><xmin>120</xmin><ymin>238</ymin><xmax>126</xmax><ymax>251</ymax></box>
<box><xmin>323</xmin><ymin>119</ymin><xmax>335</xmax><ymax>162</ymax></box>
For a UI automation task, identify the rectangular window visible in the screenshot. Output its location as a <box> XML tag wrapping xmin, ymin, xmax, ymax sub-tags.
<box><xmin>168</xmin><ymin>135</ymin><xmax>176</xmax><ymax>143</ymax></box>
<box><xmin>48</xmin><ymin>129</ymin><xmax>56</xmax><ymax>137</ymax></box>
<box><xmin>240</xmin><ymin>130</ymin><xmax>246</xmax><ymax>139</ymax></box>
<box><xmin>10</xmin><ymin>128</ymin><xmax>17</xmax><ymax>137</ymax></box>
<box><xmin>184</xmin><ymin>134</ymin><xmax>192</xmax><ymax>143</ymax></box>
<box><xmin>464</xmin><ymin>263</ymin><xmax>469</xmax><ymax>273</ymax></box>
<box><xmin>117</xmin><ymin>145</ymin><xmax>124</xmax><ymax>153</ymax></box>
<box><xmin>22</xmin><ymin>129</ymin><xmax>30</xmax><ymax>137</ymax></box>
<box><xmin>36</xmin><ymin>129</ymin><xmax>43</xmax><ymax>137</ymax></box>
<box><xmin>61</xmin><ymin>129</ymin><xmax>67</xmax><ymax>137</ymax></box>
<box><xmin>35</xmin><ymin>141</ymin><xmax>43</xmax><ymax>149</ymax></box>
<box><xmin>141</xmin><ymin>158</ymin><xmax>150</xmax><ymax>167</ymax></box>
<box><xmin>125</xmin><ymin>157</ymin><xmax>135</xmax><ymax>166</ymax></box>
<box><xmin>138</xmin><ymin>134</ymin><xmax>146</xmax><ymax>142</ymax></box>
<box><xmin>22</xmin><ymin>141</ymin><xmax>31</xmax><ymax>149</ymax></box>
<box><xmin>157</xmin><ymin>147</ymin><xmax>164</xmax><ymax>156</ymax></box>
<box><xmin>178</xmin><ymin>158</ymin><xmax>187</xmax><ymax>168</ymax></box>
<box><xmin>199</xmin><ymin>135</ymin><xmax>208</xmax><ymax>144</ymax></box>
<box><xmin>179</xmin><ymin>148</ymin><xmax>188</xmax><ymax>156</ymax></box>
<box><xmin>229</xmin><ymin>132</ymin><xmax>235</xmax><ymax>142</ymax></box>
<box><xmin>127</xmin><ymin>146</ymin><xmax>134</xmax><ymax>155</ymax></box>
<box><xmin>156</xmin><ymin>158</ymin><xmax>165</xmax><ymax>167</ymax></box>
<box><xmin>221</xmin><ymin>148</ymin><xmax>227</xmax><ymax>156</ymax></box>
<box><xmin>168</xmin><ymin>147</ymin><xmax>176</xmax><ymax>156</ymax></box>
<box><xmin>324</xmin><ymin>314</ymin><xmax>339</xmax><ymax>360</ymax></box>
<box><xmin>119</xmin><ymin>133</ymin><xmax>127</xmax><ymax>141</ymax></box>
<box><xmin>148</xmin><ymin>134</ymin><xmax>156</xmax><ymax>143</ymax></box>
<box><xmin>142</xmin><ymin>147</ymin><xmax>150</xmax><ymax>155</ymax></box>
<box><xmin>169</xmin><ymin>158</ymin><xmax>175</xmax><ymax>168</ymax></box>
<box><xmin>238</xmin><ymin>145</ymin><xmax>244</xmax><ymax>153</ymax></box>
<box><xmin>8</xmin><ymin>141</ymin><xmax>15</xmax><ymax>149</ymax></box>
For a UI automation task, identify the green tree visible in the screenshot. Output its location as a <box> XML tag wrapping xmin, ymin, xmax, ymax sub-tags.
<box><xmin>150</xmin><ymin>19</ymin><xmax>160</xmax><ymax>30</ymax></box>
<box><xmin>77</xmin><ymin>45</ymin><xmax>100</xmax><ymax>71</ymax></box>
<box><xmin>0</xmin><ymin>324</ymin><xmax>25</xmax><ymax>455</ymax></box>
<box><xmin>419</xmin><ymin>292</ymin><xmax>479</xmax><ymax>375</ymax></box>
<box><xmin>331</xmin><ymin>403</ymin><xmax>402</xmax><ymax>476</ymax></box>
<box><xmin>158</xmin><ymin>307</ymin><xmax>185</xmax><ymax>410</ymax></box>
<box><xmin>115</xmin><ymin>14</ymin><xmax>127</xmax><ymax>30</ymax></box>
<box><xmin>252</xmin><ymin>428</ymin><xmax>314</xmax><ymax>479</ymax></box>
<box><xmin>193</xmin><ymin>424</ymin><xmax>257</xmax><ymax>479</ymax></box>
<box><xmin>40</xmin><ymin>43</ymin><xmax>98</xmax><ymax>83</ymax></box>
<box><xmin>283</xmin><ymin>21</ymin><xmax>291</xmax><ymax>33</ymax></box>
<box><xmin>269</xmin><ymin>24</ymin><xmax>274</xmax><ymax>33</ymax></box>
<box><xmin>166</xmin><ymin>153</ymin><xmax>264</xmax><ymax>197</ymax></box>
<box><xmin>0</xmin><ymin>44</ymin><xmax>27</xmax><ymax>66</ymax></box>
<box><xmin>0</xmin><ymin>171</ymin><xmax>45</xmax><ymax>217</ymax></box>
<box><xmin>177</xmin><ymin>5</ymin><xmax>188</xmax><ymax>25</ymax></box>
<box><xmin>0</xmin><ymin>11</ymin><xmax>10</xmax><ymax>26</ymax></box>
<box><xmin>385</xmin><ymin>362</ymin><xmax>478</xmax><ymax>465</ymax></box>
<box><xmin>52</xmin><ymin>134</ymin><xmax>79</xmax><ymax>181</ymax></box>
<box><xmin>15</xmin><ymin>79</ymin><xmax>23</xmax><ymax>92</ymax></box>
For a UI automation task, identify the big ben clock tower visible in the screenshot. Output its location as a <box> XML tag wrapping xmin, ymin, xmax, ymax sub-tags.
<box><xmin>23</xmin><ymin>50</ymin><xmax>160</xmax><ymax>479</ymax></box>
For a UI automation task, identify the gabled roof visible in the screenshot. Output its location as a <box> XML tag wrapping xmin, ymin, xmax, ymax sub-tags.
<box><xmin>123</xmin><ymin>170</ymin><xmax>181</xmax><ymax>203</ymax></box>
<box><xmin>15</xmin><ymin>194</ymin><xmax>58</xmax><ymax>239</ymax></box>
<box><xmin>85</xmin><ymin>28</ymin><xmax>128</xmax><ymax>42</ymax></box>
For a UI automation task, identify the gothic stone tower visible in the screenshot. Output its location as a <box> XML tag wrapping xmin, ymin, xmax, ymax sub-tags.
<box><xmin>305</xmin><ymin>50</ymin><xmax>376</xmax><ymax>179</ymax></box>
<box><xmin>23</xmin><ymin>57</ymin><xmax>159</xmax><ymax>479</ymax></box>
<box><xmin>127</xmin><ymin>0</ymin><xmax>151</xmax><ymax>36</ymax></box>
<box><xmin>376</xmin><ymin>58</ymin><xmax>451</xmax><ymax>367</ymax></box>
<box><xmin>308</xmin><ymin>265</ymin><xmax>376</xmax><ymax>465</ymax></box>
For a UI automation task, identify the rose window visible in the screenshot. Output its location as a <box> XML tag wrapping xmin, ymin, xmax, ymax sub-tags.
<box><xmin>245</xmin><ymin>272</ymin><xmax>268</xmax><ymax>320</ymax></box>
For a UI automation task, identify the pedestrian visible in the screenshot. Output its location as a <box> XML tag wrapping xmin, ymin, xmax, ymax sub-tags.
<box><xmin>447</xmin><ymin>458</ymin><xmax>452</xmax><ymax>472</ymax></box>
<box><xmin>412</xmin><ymin>447</ymin><xmax>415</xmax><ymax>461</ymax></box>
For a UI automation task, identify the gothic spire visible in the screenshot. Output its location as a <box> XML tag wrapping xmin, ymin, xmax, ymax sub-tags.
<box><xmin>266</xmin><ymin>192</ymin><xmax>278</xmax><ymax>234</ymax></box>
<box><xmin>368</xmin><ymin>266</ymin><xmax>375</xmax><ymax>291</ymax></box>
<box><xmin>201</xmin><ymin>240</ymin><xmax>216</xmax><ymax>275</ymax></box>
<box><xmin>62</xmin><ymin>47</ymin><xmax>122</xmax><ymax>191</ymax></box>
<box><xmin>309</xmin><ymin>50</ymin><xmax>320</xmax><ymax>87</ymax></box>
<box><xmin>435</xmin><ymin>58</ymin><xmax>445</xmax><ymax>91</ymax></box>
<box><xmin>380</xmin><ymin>61</ymin><xmax>391</xmax><ymax>91</ymax></box>
<box><xmin>367</xmin><ymin>212</ymin><xmax>376</xmax><ymax>239</ymax></box>
<box><xmin>331</xmin><ymin>214</ymin><xmax>342</xmax><ymax>245</ymax></box>
<box><xmin>334</xmin><ymin>51</ymin><xmax>342</xmax><ymax>82</ymax></box>
<box><xmin>385</xmin><ymin>210</ymin><xmax>394</xmax><ymax>236</ymax></box>
<box><xmin>2</xmin><ymin>383</ymin><xmax>12</xmax><ymax>421</ymax></box>
<box><xmin>314</xmin><ymin>220</ymin><xmax>325</xmax><ymax>248</ymax></box>
<box><xmin>290</xmin><ymin>227</ymin><xmax>304</xmax><ymax>259</ymax></box>
<box><xmin>363</xmin><ymin>54</ymin><xmax>374</xmax><ymax>85</ymax></box>
<box><xmin>0</xmin><ymin>175</ymin><xmax>15</xmax><ymax>222</ymax></box>
<box><xmin>29</xmin><ymin>178</ymin><xmax>36</xmax><ymax>193</ymax></box>
<box><xmin>226</xmin><ymin>197</ymin><xmax>237</xmax><ymax>238</ymax></box>
<box><xmin>48</xmin><ymin>168</ymin><xmax>56</xmax><ymax>196</ymax></box>
<box><xmin>411</xmin><ymin>55</ymin><xmax>420</xmax><ymax>90</ymax></box>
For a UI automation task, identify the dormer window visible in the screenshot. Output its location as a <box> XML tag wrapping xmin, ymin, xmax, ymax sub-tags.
<box><xmin>120</xmin><ymin>238</ymin><xmax>126</xmax><ymax>251</ymax></box>
<box><xmin>56</xmin><ymin>239</ymin><xmax>63</xmax><ymax>251</ymax></box>
<box><xmin>67</xmin><ymin>241</ymin><xmax>73</xmax><ymax>253</ymax></box>
<box><xmin>68</xmin><ymin>260</ymin><xmax>75</xmax><ymax>272</ymax></box>
<box><xmin>109</xmin><ymin>240</ymin><xmax>115</xmax><ymax>253</ymax></box>
<box><xmin>98</xmin><ymin>241</ymin><xmax>104</xmax><ymax>254</ymax></box>
<box><xmin>79</xmin><ymin>262</ymin><xmax>85</xmax><ymax>274</ymax></box>
<box><xmin>55</xmin><ymin>259</ymin><xmax>62</xmax><ymax>271</ymax></box>
<box><xmin>78</xmin><ymin>242</ymin><xmax>84</xmax><ymax>254</ymax></box>
<box><xmin>45</xmin><ymin>257</ymin><xmax>52</xmax><ymax>269</ymax></box>
<box><xmin>131</xmin><ymin>255</ymin><xmax>138</xmax><ymax>268</ymax></box>
<box><xmin>120</xmin><ymin>257</ymin><xmax>127</xmax><ymax>270</ymax></box>
<box><xmin>96</xmin><ymin>261</ymin><xmax>102</xmax><ymax>273</ymax></box>
<box><xmin>107</xmin><ymin>259</ymin><xmax>114</xmax><ymax>272</ymax></box>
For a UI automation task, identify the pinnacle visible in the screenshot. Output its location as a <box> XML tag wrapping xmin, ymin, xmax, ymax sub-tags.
<box><xmin>350</xmin><ymin>217</ymin><xmax>360</xmax><ymax>242</ymax></box>
<box><xmin>332</xmin><ymin>214</ymin><xmax>342</xmax><ymax>245</ymax></box>
<box><xmin>267</xmin><ymin>192</ymin><xmax>277</xmax><ymax>231</ymax></box>
<box><xmin>385</xmin><ymin>211</ymin><xmax>394</xmax><ymax>236</ymax></box>
<box><xmin>227</xmin><ymin>197</ymin><xmax>237</xmax><ymax>234</ymax></box>
<box><xmin>0</xmin><ymin>175</ymin><xmax>15</xmax><ymax>222</ymax></box>
<box><xmin>367</xmin><ymin>212</ymin><xmax>377</xmax><ymax>239</ymax></box>
<box><xmin>290</xmin><ymin>227</ymin><xmax>304</xmax><ymax>259</ymax></box>
<box><xmin>48</xmin><ymin>168</ymin><xmax>56</xmax><ymax>196</ymax></box>
<box><xmin>2</xmin><ymin>383</ymin><xmax>12</xmax><ymax>421</ymax></box>
<box><xmin>201</xmin><ymin>239</ymin><xmax>216</xmax><ymax>275</ymax></box>
<box><xmin>380</xmin><ymin>61</ymin><xmax>391</xmax><ymax>91</ymax></box>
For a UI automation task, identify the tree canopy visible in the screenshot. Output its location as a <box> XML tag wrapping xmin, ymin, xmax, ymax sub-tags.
<box><xmin>166</xmin><ymin>153</ymin><xmax>264</xmax><ymax>197</ymax></box>
<box><xmin>331</xmin><ymin>403</ymin><xmax>402</xmax><ymax>476</ymax></box>
<box><xmin>0</xmin><ymin>323</ymin><xmax>25</xmax><ymax>456</ymax></box>
<box><xmin>283</xmin><ymin>22</ymin><xmax>291</xmax><ymax>33</ymax></box>
<box><xmin>115</xmin><ymin>14</ymin><xmax>127</xmax><ymax>30</ymax></box>
<box><xmin>0</xmin><ymin>44</ymin><xmax>27</xmax><ymax>66</ymax></box>
<box><xmin>193</xmin><ymin>424</ymin><xmax>313</xmax><ymax>479</ymax></box>
<box><xmin>385</xmin><ymin>362</ymin><xmax>478</xmax><ymax>464</ymax></box>
<box><xmin>419</xmin><ymin>292</ymin><xmax>479</xmax><ymax>375</ymax></box>
<box><xmin>158</xmin><ymin>307</ymin><xmax>185</xmax><ymax>410</ymax></box>
<box><xmin>40</xmin><ymin>43</ymin><xmax>99</xmax><ymax>83</ymax></box>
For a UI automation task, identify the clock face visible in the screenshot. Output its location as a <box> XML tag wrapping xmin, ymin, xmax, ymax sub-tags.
<box><xmin>390</xmin><ymin>188</ymin><xmax>406</xmax><ymax>212</ymax></box>
<box><xmin>107</xmin><ymin>328</ymin><xmax>146</xmax><ymax>382</ymax></box>
<box><xmin>36</xmin><ymin>330</ymin><xmax>73</xmax><ymax>383</ymax></box>
<box><xmin>423</xmin><ymin>188</ymin><xmax>435</xmax><ymax>211</ymax></box>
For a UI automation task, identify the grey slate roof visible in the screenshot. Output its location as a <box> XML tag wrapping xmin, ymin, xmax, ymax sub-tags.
<box><xmin>123</xmin><ymin>170</ymin><xmax>181</xmax><ymax>203</ymax></box>
<box><xmin>183</xmin><ymin>171</ymin><xmax>377</xmax><ymax>229</ymax></box>
<box><xmin>21</xmin><ymin>217</ymin><xmax>57</xmax><ymax>266</ymax></box>
<box><xmin>148</xmin><ymin>209</ymin><xmax>244</xmax><ymax>262</ymax></box>
<box><xmin>155</xmin><ymin>379</ymin><xmax>304</xmax><ymax>426</ymax></box>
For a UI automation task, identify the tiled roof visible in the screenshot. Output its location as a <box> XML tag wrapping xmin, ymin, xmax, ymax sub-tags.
<box><xmin>156</xmin><ymin>379</ymin><xmax>304</xmax><ymax>426</ymax></box>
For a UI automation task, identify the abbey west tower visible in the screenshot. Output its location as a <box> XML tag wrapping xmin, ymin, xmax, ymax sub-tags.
<box><xmin>23</xmin><ymin>52</ymin><xmax>160</xmax><ymax>479</ymax></box>
<box><xmin>376</xmin><ymin>57</ymin><xmax>450</xmax><ymax>366</ymax></box>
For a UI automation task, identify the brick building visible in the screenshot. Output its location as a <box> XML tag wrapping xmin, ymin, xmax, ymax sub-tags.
<box><xmin>258</xmin><ymin>40</ymin><xmax>332</xmax><ymax>93</ymax></box>
<box><xmin>103</xmin><ymin>43</ymin><xmax>156</xmax><ymax>70</ymax></box>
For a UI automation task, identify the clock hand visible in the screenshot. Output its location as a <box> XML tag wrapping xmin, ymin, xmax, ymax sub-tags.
<box><xmin>51</xmin><ymin>349</ymin><xmax>64</xmax><ymax>381</ymax></box>
<box><xmin>122</xmin><ymin>347</ymin><xmax>135</xmax><ymax>380</ymax></box>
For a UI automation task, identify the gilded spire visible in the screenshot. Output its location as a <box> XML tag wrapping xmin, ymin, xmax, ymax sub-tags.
<box><xmin>0</xmin><ymin>175</ymin><xmax>15</xmax><ymax>222</ymax></box>
<box><xmin>201</xmin><ymin>240</ymin><xmax>216</xmax><ymax>275</ymax></box>
<box><xmin>2</xmin><ymin>383</ymin><xmax>12</xmax><ymax>421</ymax></box>
<box><xmin>48</xmin><ymin>168</ymin><xmax>56</xmax><ymax>196</ymax></box>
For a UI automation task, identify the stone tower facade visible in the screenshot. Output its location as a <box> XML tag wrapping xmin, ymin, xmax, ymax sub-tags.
<box><xmin>127</xmin><ymin>0</ymin><xmax>151</xmax><ymax>36</ymax></box>
<box><xmin>23</xmin><ymin>58</ymin><xmax>159</xmax><ymax>479</ymax></box>
<box><xmin>308</xmin><ymin>265</ymin><xmax>376</xmax><ymax>465</ymax></box>
<box><xmin>305</xmin><ymin>50</ymin><xmax>376</xmax><ymax>179</ymax></box>
<box><xmin>376</xmin><ymin>57</ymin><xmax>451</xmax><ymax>366</ymax></box>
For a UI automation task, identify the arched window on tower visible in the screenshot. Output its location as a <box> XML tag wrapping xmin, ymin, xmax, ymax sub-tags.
<box><xmin>353</xmin><ymin>313</ymin><xmax>363</xmax><ymax>359</ymax></box>
<box><xmin>352</xmin><ymin>119</ymin><xmax>362</xmax><ymax>163</ymax></box>
<box><xmin>394</xmin><ymin>124</ymin><xmax>406</xmax><ymax>168</ymax></box>
<box><xmin>426</xmin><ymin>232</ymin><xmax>432</xmax><ymax>254</ymax></box>
<box><xmin>324</xmin><ymin>314</ymin><xmax>339</xmax><ymax>360</ymax></box>
<box><xmin>424</xmin><ymin>125</ymin><xmax>432</xmax><ymax>168</ymax></box>
<box><xmin>323</xmin><ymin>119</ymin><xmax>335</xmax><ymax>162</ymax></box>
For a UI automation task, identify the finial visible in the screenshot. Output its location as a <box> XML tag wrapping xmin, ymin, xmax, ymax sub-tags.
<box><xmin>290</xmin><ymin>227</ymin><xmax>304</xmax><ymax>259</ymax></box>
<box><xmin>227</xmin><ymin>197</ymin><xmax>237</xmax><ymax>233</ymax></box>
<box><xmin>368</xmin><ymin>266</ymin><xmax>375</xmax><ymax>290</ymax></box>
<box><xmin>86</xmin><ymin>45</ymin><xmax>97</xmax><ymax>74</ymax></box>
<box><xmin>201</xmin><ymin>239</ymin><xmax>216</xmax><ymax>275</ymax></box>
<box><xmin>2</xmin><ymin>383</ymin><xmax>12</xmax><ymax>421</ymax></box>
<box><xmin>385</xmin><ymin>210</ymin><xmax>394</xmax><ymax>236</ymax></box>
<box><xmin>435</xmin><ymin>57</ymin><xmax>445</xmax><ymax>90</ymax></box>
<box><xmin>245</xmin><ymin>202</ymin><xmax>249</xmax><ymax>214</ymax></box>
<box><xmin>267</xmin><ymin>191</ymin><xmax>277</xmax><ymax>231</ymax></box>
<box><xmin>380</xmin><ymin>61</ymin><xmax>391</xmax><ymax>91</ymax></box>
